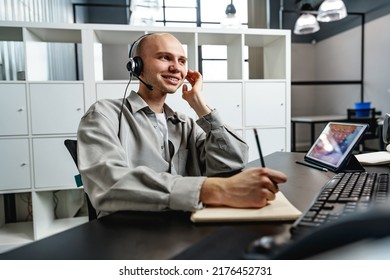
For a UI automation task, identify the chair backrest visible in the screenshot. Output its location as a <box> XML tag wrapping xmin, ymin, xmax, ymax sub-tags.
<box><xmin>347</xmin><ymin>108</ymin><xmax>378</xmax><ymax>138</ymax></box>
<box><xmin>64</xmin><ymin>139</ymin><xmax>97</xmax><ymax>220</ymax></box>
<box><xmin>64</xmin><ymin>139</ymin><xmax>79</xmax><ymax>167</ymax></box>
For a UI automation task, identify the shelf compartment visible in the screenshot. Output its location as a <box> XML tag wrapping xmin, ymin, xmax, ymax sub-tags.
<box><xmin>198</xmin><ymin>32</ymin><xmax>243</xmax><ymax>80</ymax></box>
<box><xmin>24</xmin><ymin>28</ymin><xmax>82</xmax><ymax>81</ymax></box>
<box><xmin>0</xmin><ymin>221</ymin><xmax>34</xmax><ymax>253</ymax></box>
<box><xmin>245</xmin><ymin>33</ymin><xmax>288</xmax><ymax>80</ymax></box>
<box><xmin>32</xmin><ymin>189</ymin><xmax>88</xmax><ymax>240</ymax></box>
<box><xmin>0</xmin><ymin>192</ymin><xmax>34</xmax><ymax>253</ymax></box>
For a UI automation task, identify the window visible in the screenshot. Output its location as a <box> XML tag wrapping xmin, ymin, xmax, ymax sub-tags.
<box><xmin>155</xmin><ymin>0</ymin><xmax>247</xmax><ymax>27</ymax></box>
<box><xmin>155</xmin><ymin>0</ymin><xmax>248</xmax><ymax>80</ymax></box>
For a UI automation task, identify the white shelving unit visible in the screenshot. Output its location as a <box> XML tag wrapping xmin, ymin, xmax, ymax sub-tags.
<box><xmin>0</xmin><ymin>22</ymin><xmax>291</xmax><ymax>253</ymax></box>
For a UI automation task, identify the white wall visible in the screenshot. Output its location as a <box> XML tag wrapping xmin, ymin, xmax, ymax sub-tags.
<box><xmin>291</xmin><ymin>43</ymin><xmax>316</xmax><ymax>117</ymax></box>
<box><xmin>365</xmin><ymin>13</ymin><xmax>390</xmax><ymax>115</ymax></box>
<box><xmin>292</xmin><ymin>14</ymin><xmax>390</xmax><ymax>146</ymax></box>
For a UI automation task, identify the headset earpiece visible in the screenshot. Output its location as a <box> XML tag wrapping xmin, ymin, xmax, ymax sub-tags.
<box><xmin>127</xmin><ymin>56</ymin><xmax>143</xmax><ymax>76</ymax></box>
<box><xmin>127</xmin><ymin>34</ymin><xmax>150</xmax><ymax>76</ymax></box>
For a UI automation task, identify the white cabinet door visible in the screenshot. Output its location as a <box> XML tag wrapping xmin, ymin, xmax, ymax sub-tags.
<box><xmin>245</xmin><ymin>128</ymin><xmax>286</xmax><ymax>162</ymax></box>
<box><xmin>202</xmin><ymin>82</ymin><xmax>242</xmax><ymax>129</ymax></box>
<box><xmin>0</xmin><ymin>139</ymin><xmax>31</xmax><ymax>190</ymax></box>
<box><xmin>30</xmin><ymin>83</ymin><xmax>84</xmax><ymax>134</ymax></box>
<box><xmin>0</xmin><ymin>84</ymin><xmax>28</xmax><ymax>136</ymax></box>
<box><xmin>33</xmin><ymin>138</ymin><xmax>79</xmax><ymax>188</ymax></box>
<box><xmin>245</xmin><ymin>82</ymin><xmax>286</xmax><ymax>127</ymax></box>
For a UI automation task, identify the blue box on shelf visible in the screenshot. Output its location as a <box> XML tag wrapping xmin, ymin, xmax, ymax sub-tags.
<box><xmin>354</xmin><ymin>102</ymin><xmax>371</xmax><ymax>117</ymax></box>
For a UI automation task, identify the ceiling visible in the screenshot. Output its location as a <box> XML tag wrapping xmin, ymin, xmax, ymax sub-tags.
<box><xmin>270</xmin><ymin>0</ymin><xmax>390</xmax><ymax>43</ymax></box>
<box><xmin>73</xmin><ymin>0</ymin><xmax>390</xmax><ymax>44</ymax></box>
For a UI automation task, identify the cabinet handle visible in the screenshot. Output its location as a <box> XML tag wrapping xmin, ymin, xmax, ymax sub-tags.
<box><xmin>76</xmin><ymin>108</ymin><xmax>82</xmax><ymax>111</ymax></box>
<box><xmin>21</xmin><ymin>163</ymin><xmax>27</xmax><ymax>167</ymax></box>
<box><xmin>18</xmin><ymin>108</ymin><xmax>24</xmax><ymax>112</ymax></box>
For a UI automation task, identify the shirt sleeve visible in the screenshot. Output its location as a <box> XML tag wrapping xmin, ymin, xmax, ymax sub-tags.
<box><xmin>194</xmin><ymin>109</ymin><xmax>249</xmax><ymax>177</ymax></box>
<box><xmin>77</xmin><ymin>109</ymin><xmax>206</xmax><ymax>214</ymax></box>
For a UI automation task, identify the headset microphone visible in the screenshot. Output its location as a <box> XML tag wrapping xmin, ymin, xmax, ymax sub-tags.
<box><xmin>133</xmin><ymin>72</ymin><xmax>153</xmax><ymax>91</ymax></box>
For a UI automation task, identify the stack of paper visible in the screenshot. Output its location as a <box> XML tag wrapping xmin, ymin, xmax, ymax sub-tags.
<box><xmin>355</xmin><ymin>151</ymin><xmax>390</xmax><ymax>165</ymax></box>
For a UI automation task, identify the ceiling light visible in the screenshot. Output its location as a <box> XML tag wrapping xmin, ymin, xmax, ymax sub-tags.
<box><xmin>317</xmin><ymin>0</ymin><xmax>347</xmax><ymax>22</ymax></box>
<box><xmin>221</xmin><ymin>0</ymin><xmax>241</xmax><ymax>28</ymax></box>
<box><xmin>294</xmin><ymin>13</ymin><xmax>320</xmax><ymax>35</ymax></box>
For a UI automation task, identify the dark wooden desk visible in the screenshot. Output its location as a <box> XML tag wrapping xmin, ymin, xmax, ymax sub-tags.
<box><xmin>0</xmin><ymin>152</ymin><xmax>386</xmax><ymax>260</ymax></box>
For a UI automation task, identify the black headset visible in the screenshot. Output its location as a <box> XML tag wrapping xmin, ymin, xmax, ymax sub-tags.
<box><xmin>119</xmin><ymin>34</ymin><xmax>153</xmax><ymax>137</ymax></box>
<box><xmin>126</xmin><ymin>33</ymin><xmax>151</xmax><ymax>76</ymax></box>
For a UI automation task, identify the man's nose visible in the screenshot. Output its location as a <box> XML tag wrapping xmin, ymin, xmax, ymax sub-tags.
<box><xmin>168</xmin><ymin>60</ymin><xmax>182</xmax><ymax>72</ymax></box>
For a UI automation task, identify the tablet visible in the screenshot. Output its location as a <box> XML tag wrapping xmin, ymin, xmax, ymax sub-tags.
<box><xmin>304</xmin><ymin>122</ymin><xmax>368</xmax><ymax>172</ymax></box>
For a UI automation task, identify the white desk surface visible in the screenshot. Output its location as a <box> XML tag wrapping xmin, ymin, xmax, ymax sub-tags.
<box><xmin>291</xmin><ymin>115</ymin><xmax>347</xmax><ymax>123</ymax></box>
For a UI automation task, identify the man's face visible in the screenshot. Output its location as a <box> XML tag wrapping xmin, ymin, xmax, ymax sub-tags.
<box><xmin>139</xmin><ymin>34</ymin><xmax>187</xmax><ymax>94</ymax></box>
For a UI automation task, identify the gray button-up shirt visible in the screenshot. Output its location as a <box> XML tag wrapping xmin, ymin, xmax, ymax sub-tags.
<box><xmin>77</xmin><ymin>90</ymin><xmax>248</xmax><ymax>215</ymax></box>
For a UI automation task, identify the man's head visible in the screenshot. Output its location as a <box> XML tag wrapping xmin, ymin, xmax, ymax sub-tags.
<box><xmin>131</xmin><ymin>33</ymin><xmax>188</xmax><ymax>95</ymax></box>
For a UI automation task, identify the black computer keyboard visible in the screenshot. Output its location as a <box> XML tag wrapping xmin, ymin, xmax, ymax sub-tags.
<box><xmin>291</xmin><ymin>172</ymin><xmax>390</xmax><ymax>238</ymax></box>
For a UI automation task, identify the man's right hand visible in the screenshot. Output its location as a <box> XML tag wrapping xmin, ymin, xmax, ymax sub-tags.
<box><xmin>200</xmin><ymin>167</ymin><xmax>287</xmax><ymax>208</ymax></box>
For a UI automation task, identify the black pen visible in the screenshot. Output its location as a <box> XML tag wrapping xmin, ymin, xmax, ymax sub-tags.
<box><xmin>295</xmin><ymin>160</ymin><xmax>328</xmax><ymax>172</ymax></box>
<box><xmin>253</xmin><ymin>128</ymin><xmax>266</xmax><ymax>168</ymax></box>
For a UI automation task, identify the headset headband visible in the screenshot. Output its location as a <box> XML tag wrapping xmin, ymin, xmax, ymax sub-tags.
<box><xmin>129</xmin><ymin>33</ymin><xmax>151</xmax><ymax>59</ymax></box>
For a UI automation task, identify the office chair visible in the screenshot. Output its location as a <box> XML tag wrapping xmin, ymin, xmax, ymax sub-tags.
<box><xmin>64</xmin><ymin>139</ymin><xmax>97</xmax><ymax>221</ymax></box>
<box><xmin>347</xmin><ymin>108</ymin><xmax>380</xmax><ymax>152</ymax></box>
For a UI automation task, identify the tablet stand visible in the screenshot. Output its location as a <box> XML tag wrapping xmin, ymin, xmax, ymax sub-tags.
<box><xmin>340</xmin><ymin>154</ymin><xmax>365</xmax><ymax>173</ymax></box>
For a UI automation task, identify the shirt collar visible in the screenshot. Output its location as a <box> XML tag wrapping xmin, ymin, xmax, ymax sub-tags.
<box><xmin>127</xmin><ymin>90</ymin><xmax>186</xmax><ymax>123</ymax></box>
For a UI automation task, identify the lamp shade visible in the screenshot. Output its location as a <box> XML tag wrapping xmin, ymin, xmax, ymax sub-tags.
<box><xmin>225</xmin><ymin>3</ymin><xmax>236</xmax><ymax>15</ymax></box>
<box><xmin>294</xmin><ymin>13</ymin><xmax>320</xmax><ymax>35</ymax></box>
<box><xmin>221</xmin><ymin>1</ymin><xmax>241</xmax><ymax>28</ymax></box>
<box><xmin>317</xmin><ymin>0</ymin><xmax>347</xmax><ymax>22</ymax></box>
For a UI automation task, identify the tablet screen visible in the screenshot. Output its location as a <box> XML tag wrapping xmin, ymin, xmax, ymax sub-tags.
<box><xmin>305</xmin><ymin>122</ymin><xmax>368</xmax><ymax>171</ymax></box>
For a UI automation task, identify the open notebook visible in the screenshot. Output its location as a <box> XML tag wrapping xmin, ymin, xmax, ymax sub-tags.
<box><xmin>191</xmin><ymin>192</ymin><xmax>302</xmax><ymax>223</ymax></box>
